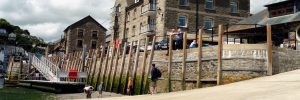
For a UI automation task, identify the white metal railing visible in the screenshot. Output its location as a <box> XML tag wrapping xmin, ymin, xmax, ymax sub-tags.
<box><xmin>31</xmin><ymin>54</ymin><xmax>59</xmax><ymax>81</ymax></box>
<box><xmin>141</xmin><ymin>3</ymin><xmax>157</xmax><ymax>14</ymax></box>
<box><xmin>141</xmin><ymin>24</ymin><xmax>156</xmax><ymax>34</ymax></box>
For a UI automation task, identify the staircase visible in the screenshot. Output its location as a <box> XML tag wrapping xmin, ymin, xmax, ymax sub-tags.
<box><xmin>30</xmin><ymin>54</ymin><xmax>60</xmax><ymax>82</ymax></box>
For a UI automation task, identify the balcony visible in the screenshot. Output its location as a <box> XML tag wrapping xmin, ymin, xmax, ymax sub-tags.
<box><xmin>141</xmin><ymin>24</ymin><xmax>156</xmax><ymax>36</ymax></box>
<box><xmin>141</xmin><ymin>3</ymin><xmax>157</xmax><ymax>17</ymax></box>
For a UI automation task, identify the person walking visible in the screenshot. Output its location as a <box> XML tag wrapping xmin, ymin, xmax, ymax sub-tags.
<box><xmin>150</xmin><ymin>64</ymin><xmax>161</xmax><ymax>94</ymax></box>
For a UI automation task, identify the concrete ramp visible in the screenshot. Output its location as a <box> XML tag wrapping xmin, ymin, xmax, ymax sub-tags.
<box><xmin>90</xmin><ymin>69</ymin><xmax>300</xmax><ymax>100</ymax></box>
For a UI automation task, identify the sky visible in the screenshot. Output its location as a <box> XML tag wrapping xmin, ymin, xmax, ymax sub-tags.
<box><xmin>0</xmin><ymin>0</ymin><xmax>284</xmax><ymax>42</ymax></box>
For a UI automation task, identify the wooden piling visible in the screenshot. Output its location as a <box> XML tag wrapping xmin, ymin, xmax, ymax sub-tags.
<box><xmin>139</xmin><ymin>37</ymin><xmax>149</xmax><ymax>94</ymax></box>
<box><xmin>132</xmin><ymin>40</ymin><xmax>141</xmax><ymax>94</ymax></box>
<box><xmin>91</xmin><ymin>47</ymin><xmax>102</xmax><ymax>85</ymax></box>
<box><xmin>123</xmin><ymin>42</ymin><xmax>133</xmax><ymax>94</ymax></box>
<box><xmin>105</xmin><ymin>45</ymin><xmax>116</xmax><ymax>91</ymax></box>
<box><xmin>267</xmin><ymin>24</ymin><xmax>273</xmax><ymax>76</ymax></box>
<box><xmin>117</xmin><ymin>43</ymin><xmax>128</xmax><ymax>93</ymax></box>
<box><xmin>88</xmin><ymin>49</ymin><xmax>98</xmax><ymax>84</ymax></box>
<box><xmin>110</xmin><ymin>45</ymin><xmax>121</xmax><ymax>92</ymax></box>
<box><xmin>168</xmin><ymin>35</ymin><xmax>173</xmax><ymax>92</ymax></box>
<box><xmin>102</xmin><ymin>46</ymin><xmax>111</xmax><ymax>88</ymax></box>
<box><xmin>95</xmin><ymin>46</ymin><xmax>105</xmax><ymax>87</ymax></box>
<box><xmin>182</xmin><ymin>32</ymin><xmax>187</xmax><ymax>90</ymax></box>
<box><xmin>144</xmin><ymin>36</ymin><xmax>156</xmax><ymax>94</ymax></box>
<box><xmin>217</xmin><ymin>25</ymin><xmax>224</xmax><ymax>85</ymax></box>
<box><xmin>197</xmin><ymin>29</ymin><xmax>204</xmax><ymax>88</ymax></box>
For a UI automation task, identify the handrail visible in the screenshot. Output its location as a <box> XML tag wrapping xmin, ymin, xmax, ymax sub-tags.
<box><xmin>30</xmin><ymin>54</ymin><xmax>59</xmax><ymax>81</ymax></box>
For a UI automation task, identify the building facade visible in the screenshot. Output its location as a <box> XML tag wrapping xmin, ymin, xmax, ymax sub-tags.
<box><xmin>112</xmin><ymin>0</ymin><xmax>250</xmax><ymax>43</ymax></box>
<box><xmin>62</xmin><ymin>16</ymin><xmax>107</xmax><ymax>54</ymax></box>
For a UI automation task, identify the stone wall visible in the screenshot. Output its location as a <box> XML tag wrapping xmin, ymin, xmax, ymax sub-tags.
<box><xmin>57</xmin><ymin>44</ymin><xmax>269</xmax><ymax>94</ymax></box>
<box><xmin>273</xmin><ymin>47</ymin><xmax>300</xmax><ymax>74</ymax></box>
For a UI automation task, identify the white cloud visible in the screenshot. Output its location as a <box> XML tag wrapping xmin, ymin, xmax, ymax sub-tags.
<box><xmin>0</xmin><ymin>0</ymin><xmax>114</xmax><ymax>42</ymax></box>
<box><xmin>0</xmin><ymin>0</ymin><xmax>287</xmax><ymax>42</ymax></box>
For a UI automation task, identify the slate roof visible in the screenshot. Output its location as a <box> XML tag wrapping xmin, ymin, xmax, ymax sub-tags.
<box><xmin>228</xmin><ymin>10</ymin><xmax>300</xmax><ymax>32</ymax></box>
<box><xmin>64</xmin><ymin>15</ymin><xmax>107</xmax><ymax>32</ymax></box>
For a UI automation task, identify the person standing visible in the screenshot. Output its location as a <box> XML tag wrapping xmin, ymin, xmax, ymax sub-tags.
<box><xmin>127</xmin><ymin>77</ymin><xmax>133</xmax><ymax>95</ymax></box>
<box><xmin>173</xmin><ymin>28</ymin><xmax>184</xmax><ymax>50</ymax></box>
<box><xmin>150</xmin><ymin>64</ymin><xmax>161</xmax><ymax>94</ymax></box>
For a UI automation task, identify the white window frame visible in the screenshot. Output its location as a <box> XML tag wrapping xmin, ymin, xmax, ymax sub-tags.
<box><xmin>178</xmin><ymin>16</ymin><xmax>187</xmax><ymax>28</ymax></box>
<box><xmin>179</xmin><ymin>0</ymin><xmax>189</xmax><ymax>6</ymax></box>
<box><xmin>230</xmin><ymin>0</ymin><xmax>238</xmax><ymax>13</ymax></box>
<box><xmin>135</xmin><ymin>0</ymin><xmax>139</xmax><ymax>3</ymax></box>
<box><xmin>204</xmin><ymin>18</ymin><xmax>214</xmax><ymax>29</ymax></box>
<box><xmin>205</xmin><ymin>0</ymin><xmax>214</xmax><ymax>10</ymax></box>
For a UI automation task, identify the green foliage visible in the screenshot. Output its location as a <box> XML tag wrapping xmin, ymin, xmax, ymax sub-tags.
<box><xmin>0</xmin><ymin>18</ymin><xmax>47</xmax><ymax>52</ymax></box>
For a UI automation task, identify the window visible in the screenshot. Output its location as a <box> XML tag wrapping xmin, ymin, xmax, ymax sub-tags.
<box><xmin>134</xmin><ymin>0</ymin><xmax>139</xmax><ymax>3</ymax></box>
<box><xmin>125</xmin><ymin>28</ymin><xmax>129</xmax><ymax>38</ymax></box>
<box><xmin>139</xmin><ymin>23</ymin><xmax>142</xmax><ymax>34</ymax></box>
<box><xmin>205</xmin><ymin>0</ymin><xmax>214</xmax><ymax>10</ymax></box>
<box><xmin>78</xmin><ymin>29</ymin><xmax>83</xmax><ymax>38</ymax></box>
<box><xmin>179</xmin><ymin>0</ymin><xmax>188</xmax><ymax>6</ymax></box>
<box><xmin>133</xmin><ymin>9</ymin><xmax>137</xmax><ymax>20</ymax></box>
<box><xmin>204</xmin><ymin>18</ymin><xmax>214</xmax><ymax>29</ymax></box>
<box><xmin>230</xmin><ymin>0</ymin><xmax>238</xmax><ymax>13</ymax></box>
<box><xmin>126</xmin><ymin>12</ymin><xmax>130</xmax><ymax>22</ymax></box>
<box><xmin>132</xmin><ymin>26</ymin><xmax>136</xmax><ymax>36</ymax></box>
<box><xmin>92</xmin><ymin>31</ymin><xmax>97</xmax><ymax>38</ymax></box>
<box><xmin>91</xmin><ymin>41</ymin><xmax>97</xmax><ymax>49</ymax></box>
<box><xmin>178</xmin><ymin>16</ymin><xmax>187</xmax><ymax>27</ymax></box>
<box><xmin>77</xmin><ymin>40</ymin><xmax>83</xmax><ymax>48</ymax></box>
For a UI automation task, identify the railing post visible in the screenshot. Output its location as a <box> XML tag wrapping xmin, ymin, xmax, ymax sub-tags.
<box><xmin>197</xmin><ymin>29</ymin><xmax>203</xmax><ymax>88</ymax></box>
<box><xmin>217</xmin><ymin>25</ymin><xmax>224</xmax><ymax>85</ymax></box>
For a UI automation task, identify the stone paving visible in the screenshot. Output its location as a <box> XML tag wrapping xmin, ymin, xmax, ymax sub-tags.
<box><xmin>78</xmin><ymin>69</ymin><xmax>300</xmax><ymax>100</ymax></box>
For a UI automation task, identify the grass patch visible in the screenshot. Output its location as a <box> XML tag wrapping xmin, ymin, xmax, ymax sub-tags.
<box><xmin>0</xmin><ymin>87</ymin><xmax>56</xmax><ymax>100</ymax></box>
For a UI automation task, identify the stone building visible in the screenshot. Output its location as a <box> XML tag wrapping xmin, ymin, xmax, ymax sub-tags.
<box><xmin>55</xmin><ymin>16</ymin><xmax>107</xmax><ymax>54</ymax></box>
<box><xmin>111</xmin><ymin>0</ymin><xmax>250</xmax><ymax>43</ymax></box>
<box><xmin>227</xmin><ymin>0</ymin><xmax>300</xmax><ymax>49</ymax></box>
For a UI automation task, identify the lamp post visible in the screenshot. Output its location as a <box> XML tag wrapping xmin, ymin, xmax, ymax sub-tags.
<box><xmin>8</xmin><ymin>33</ymin><xmax>16</xmax><ymax>54</ymax></box>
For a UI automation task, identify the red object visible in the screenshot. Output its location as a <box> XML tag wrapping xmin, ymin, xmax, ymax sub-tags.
<box><xmin>115</xmin><ymin>39</ymin><xmax>120</xmax><ymax>48</ymax></box>
<box><xmin>69</xmin><ymin>69</ymin><xmax>78</xmax><ymax>79</ymax></box>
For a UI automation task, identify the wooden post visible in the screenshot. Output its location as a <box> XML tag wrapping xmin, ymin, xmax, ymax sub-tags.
<box><xmin>139</xmin><ymin>37</ymin><xmax>149</xmax><ymax>94</ymax></box>
<box><xmin>88</xmin><ymin>49</ymin><xmax>99</xmax><ymax>84</ymax></box>
<box><xmin>144</xmin><ymin>36</ymin><xmax>156</xmax><ymax>94</ymax></box>
<box><xmin>123</xmin><ymin>42</ymin><xmax>133</xmax><ymax>94</ymax></box>
<box><xmin>117</xmin><ymin>43</ymin><xmax>127</xmax><ymax>93</ymax></box>
<box><xmin>217</xmin><ymin>25</ymin><xmax>224</xmax><ymax>85</ymax></box>
<box><xmin>101</xmin><ymin>46</ymin><xmax>110</xmax><ymax>85</ymax></box>
<box><xmin>86</xmin><ymin>49</ymin><xmax>93</xmax><ymax>83</ymax></box>
<box><xmin>197</xmin><ymin>29</ymin><xmax>203</xmax><ymax>88</ymax></box>
<box><xmin>267</xmin><ymin>24</ymin><xmax>273</xmax><ymax>76</ymax></box>
<box><xmin>95</xmin><ymin>46</ymin><xmax>105</xmax><ymax>87</ymax></box>
<box><xmin>182</xmin><ymin>32</ymin><xmax>187</xmax><ymax>90</ymax></box>
<box><xmin>105</xmin><ymin>45</ymin><xmax>116</xmax><ymax>91</ymax></box>
<box><xmin>132</xmin><ymin>40</ymin><xmax>141</xmax><ymax>94</ymax></box>
<box><xmin>110</xmin><ymin>45</ymin><xmax>121</xmax><ymax>92</ymax></box>
<box><xmin>168</xmin><ymin>35</ymin><xmax>173</xmax><ymax>92</ymax></box>
<box><xmin>91</xmin><ymin>47</ymin><xmax>102</xmax><ymax>85</ymax></box>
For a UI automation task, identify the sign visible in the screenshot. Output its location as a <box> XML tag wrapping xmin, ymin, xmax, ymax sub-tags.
<box><xmin>69</xmin><ymin>69</ymin><xmax>78</xmax><ymax>79</ymax></box>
